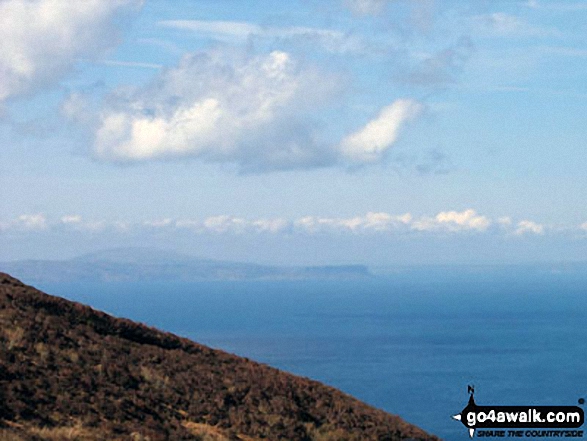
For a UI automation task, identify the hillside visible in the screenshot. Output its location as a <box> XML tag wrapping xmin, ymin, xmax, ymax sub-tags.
<box><xmin>0</xmin><ymin>273</ymin><xmax>439</xmax><ymax>441</ymax></box>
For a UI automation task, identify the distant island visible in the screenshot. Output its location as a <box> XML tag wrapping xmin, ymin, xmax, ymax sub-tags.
<box><xmin>0</xmin><ymin>272</ymin><xmax>438</xmax><ymax>440</ymax></box>
<box><xmin>0</xmin><ymin>247</ymin><xmax>371</xmax><ymax>284</ymax></box>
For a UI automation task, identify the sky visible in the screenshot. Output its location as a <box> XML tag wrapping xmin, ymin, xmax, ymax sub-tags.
<box><xmin>1</xmin><ymin>0</ymin><xmax>587</xmax><ymax>266</ymax></box>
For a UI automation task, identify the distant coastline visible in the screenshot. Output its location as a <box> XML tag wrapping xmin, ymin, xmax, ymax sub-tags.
<box><xmin>0</xmin><ymin>247</ymin><xmax>371</xmax><ymax>283</ymax></box>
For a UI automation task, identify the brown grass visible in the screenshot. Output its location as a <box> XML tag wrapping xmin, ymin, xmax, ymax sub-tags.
<box><xmin>0</xmin><ymin>272</ymin><xmax>439</xmax><ymax>441</ymax></box>
<box><xmin>181</xmin><ymin>422</ymin><xmax>231</xmax><ymax>441</ymax></box>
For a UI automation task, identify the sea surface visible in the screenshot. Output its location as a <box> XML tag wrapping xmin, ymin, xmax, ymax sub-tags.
<box><xmin>39</xmin><ymin>266</ymin><xmax>587</xmax><ymax>440</ymax></box>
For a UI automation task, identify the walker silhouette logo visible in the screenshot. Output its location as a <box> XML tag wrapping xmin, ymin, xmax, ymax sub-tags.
<box><xmin>452</xmin><ymin>386</ymin><xmax>585</xmax><ymax>438</ymax></box>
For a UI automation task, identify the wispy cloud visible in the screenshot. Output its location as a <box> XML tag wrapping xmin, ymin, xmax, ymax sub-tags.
<box><xmin>514</xmin><ymin>220</ymin><xmax>545</xmax><ymax>235</ymax></box>
<box><xmin>159</xmin><ymin>20</ymin><xmax>364</xmax><ymax>54</ymax></box>
<box><xmin>387</xmin><ymin>148</ymin><xmax>456</xmax><ymax>176</ymax></box>
<box><xmin>471</xmin><ymin>13</ymin><xmax>560</xmax><ymax>38</ymax></box>
<box><xmin>525</xmin><ymin>1</ymin><xmax>587</xmax><ymax>12</ymax></box>
<box><xmin>160</xmin><ymin>20</ymin><xmax>260</xmax><ymax>38</ymax></box>
<box><xmin>401</xmin><ymin>37</ymin><xmax>474</xmax><ymax>87</ymax></box>
<box><xmin>414</xmin><ymin>149</ymin><xmax>455</xmax><ymax>175</ymax></box>
<box><xmin>99</xmin><ymin>59</ymin><xmax>163</xmax><ymax>70</ymax></box>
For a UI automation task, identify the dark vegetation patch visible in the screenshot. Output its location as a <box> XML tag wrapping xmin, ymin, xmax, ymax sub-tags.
<box><xmin>0</xmin><ymin>273</ymin><xmax>439</xmax><ymax>441</ymax></box>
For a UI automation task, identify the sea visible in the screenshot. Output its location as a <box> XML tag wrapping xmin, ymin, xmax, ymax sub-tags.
<box><xmin>38</xmin><ymin>266</ymin><xmax>587</xmax><ymax>440</ymax></box>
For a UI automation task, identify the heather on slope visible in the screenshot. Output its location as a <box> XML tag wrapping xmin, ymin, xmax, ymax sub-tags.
<box><xmin>0</xmin><ymin>273</ymin><xmax>438</xmax><ymax>441</ymax></box>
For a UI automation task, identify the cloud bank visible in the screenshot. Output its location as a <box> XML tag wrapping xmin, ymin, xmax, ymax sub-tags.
<box><xmin>159</xmin><ymin>20</ymin><xmax>363</xmax><ymax>54</ymax></box>
<box><xmin>1</xmin><ymin>210</ymin><xmax>559</xmax><ymax>237</ymax></box>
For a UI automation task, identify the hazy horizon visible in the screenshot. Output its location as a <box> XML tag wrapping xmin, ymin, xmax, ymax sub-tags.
<box><xmin>2</xmin><ymin>245</ymin><xmax>587</xmax><ymax>272</ymax></box>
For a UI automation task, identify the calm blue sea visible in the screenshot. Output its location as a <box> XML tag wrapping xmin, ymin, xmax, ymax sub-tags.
<box><xmin>39</xmin><ymin>267</ymin><xmax>587</xmax><ymax>440</ymax></box>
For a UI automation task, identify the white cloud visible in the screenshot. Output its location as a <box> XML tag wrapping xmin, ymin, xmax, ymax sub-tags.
<box><xmin>294</xmin><ymin>216</ymin><xmax>317</xmax><ymax>232</ymax></box>
<box><xmin>515</xmin><ymin>220</ymin><xmax>544</xmax><ymax>235</ymax></box>
<box><xmin>293</xmin><ymin>216</ymin><xmax>349</xmax><ymax>233</ymax></box>
<box><xmin>160</xmin><ymin>20</ymin><xmax>260</xmax><ymax>39</ymax></box>
<box><xmin>88</xmin><ymin>48</ymin><xmax>422</xmax><ymax>171</ymax></box>
<box><xmin>57</xmin><ymin>216</ymin><xmax>128</xmax><ymax>233</ymax></box>
<box><xmin>252</xmin><ymin>218</ymin><xmax>290</xmax><ymax>233</ymax></box>
<box><xmin>92</xmin><ymin>49</ymin><xmax>344</xmax><ymax>171</ymax></box>
<box><xmin>175</xmin><ymin>213</ymin><xmax>413</xmax><ymax>234</ymax></box>
<box><xmin>581</xmin><ymin>221</ymin><xmax>587</xmax><ymax>231</ymax></box>
<box><xmin>203</xmin><ymin>215</ymin><xmax>248</xmax><ymax>233</ymax></box>
<box><xmin>0</xmin><ymin>0</ymin><xmax>142</xmax><ymax>104</ymax></box>
<box><xmin>199</xmin><ymin>216</ymin><xmax>289</xmax><ymax>234</ymax></box>
<box><xmin>9</xmin><ymin>214</ymin><xmax>47</xmax><ymax>231</ymax></box>
<box><xmin>339</xmin><ymin>99</ymin><xmax>423</xmax><ymax>163</ymax></box>
<box><xmin>0</xmin><ymin>213</ymin><xmax>48</xmax><ymax>232</ymax></box>
<box><xmin>364</xmin><ymin>211</ymin><xmax>412</xmax><ymax>230</ymax></box>
<box><xmin>411</xmin><ymin>209</ymin><xmax>491</xmax><ymax>232</ymax></box>
<box><xmin>497</xmin><ymin>216</ymin><xmax>512</xmax><ymax>226</ymax></box>
<box><xmin>96</xmin><ymin>97</ymin><xmax>225</xmax><ymax>161</ymax></box>
<box><xmin>60</xmin><ymin>215</ymin><xmax>82</xmax><ymax>224</ymax></box>
<box><xmin>294</xmin><ymin>212</ymin><xmax>412</xmax><ymax>233</ymax></box>
<box><xmin>55</xmin><ymin>215</ymin><xmax>98</xmax><ymax>231</ymax></box>
<box><xmin>8</xmin><ymin>216</ymin><xmax>147</xmax><ymax>234</ymax></box>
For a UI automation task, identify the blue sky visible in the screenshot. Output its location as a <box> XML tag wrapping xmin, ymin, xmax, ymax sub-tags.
<box><xmin>1</xmin><ymin>0</ymin><xmax>587</xmax><ymax>265</ymax></box>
